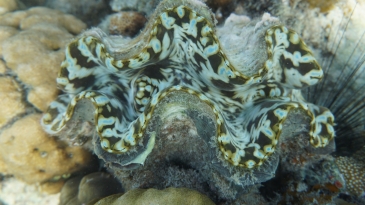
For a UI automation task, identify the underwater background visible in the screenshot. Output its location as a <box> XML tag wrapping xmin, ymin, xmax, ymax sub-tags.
<box><xmin>0</xmin><ymin>0</ymin><xmax>364</xmax><ymax>204</ymax></box>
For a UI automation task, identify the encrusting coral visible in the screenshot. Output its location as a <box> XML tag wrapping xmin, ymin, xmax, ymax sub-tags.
<box><xmin>0</xmin><ymin>5</ymin><xmax>93</xmax><ymax>193</ymax></box>
<box><xmin>40</xmin><ymin>0</ymin><xmax>337</xmax><ymax>202</ymax></box>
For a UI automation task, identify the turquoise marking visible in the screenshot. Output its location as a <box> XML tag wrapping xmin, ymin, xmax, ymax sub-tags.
<box><xmin>265</xmin><ymin>146</ymin><xmax>273</xmax><ymax>152</ymax></box>
<box><xmin>204</xmin><ymin>44</ymin><xmax>218</xmax><ymax>56</ymax></box>
<box><xmin>177</xmin><ymin>6</ymin><xmax>185</xmax><ymax>18</ymax></box>
<box><xmin>274</xmin><ymin>109</ymin><xmax>287</xmax><ymax>119</ymax></box>
<box><xmin>99</xmin><ymin>118</ymin><xmax>115</xmax><ymax>126</ymax></box>
<box><xmin>94</xmin><ymin>95</ymin><xmax>109</xmax><ymax>104</ymax></box>
<box><xmin>160</xmin><ymin>12</ymin><xmax>175</xmax><ymax>29</ymax></box>
<box><xmin>262</xmin><ymin>128</ymin><xmax>273</xmax><ymax>137</ymax></box>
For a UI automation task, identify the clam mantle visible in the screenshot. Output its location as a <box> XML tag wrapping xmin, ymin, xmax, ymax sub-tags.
<box><xmin>41</xmin><ymin>0</ymin><xmax>335</xmax><ymax>169</ymax></box>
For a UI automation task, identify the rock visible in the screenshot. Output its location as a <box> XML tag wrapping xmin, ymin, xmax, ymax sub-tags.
<box><xmin>108</xmin><ymin>11</ymin><xmax>147</xmax><ymax>36</ymax></box>
<box><xmin>59</xmin><ymin>172</ymin><xmax>123</xmax><ymax>205</ymax></box>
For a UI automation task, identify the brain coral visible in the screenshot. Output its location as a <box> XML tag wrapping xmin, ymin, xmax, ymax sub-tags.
<box><xmin>0</xmin><ymin>6</ymin><xmax>93</xmax><ymax>192</ymax></box>
<box><xmin>41</xmin><ymin>0</ymin><xmax>336</xmax><ymax>201</ymax></box>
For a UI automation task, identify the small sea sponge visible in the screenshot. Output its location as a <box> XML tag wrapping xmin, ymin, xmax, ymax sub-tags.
<box><xmin>90</xmin><ymin>187</ymin><xmax>215</xmax><ymax>205</ymax></box>
<box><xmin>0</xmin><ymin>114</ymin><xmax>93</xmax><ymax>184</ymax></box>
<box><xmin>335</xmin><ymin>156</ymin><xmax>365</xmax><ymax>197</ymax></box>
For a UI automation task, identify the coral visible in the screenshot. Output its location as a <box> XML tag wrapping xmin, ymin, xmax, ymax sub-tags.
<box><xmin>0</xmin><ymin>60</ymin><xmax>6</xmax><ymax>73</ymax></box>
<box><xmin>259</xmin><ymin>157</ymin><xmax>347</xmax><ymax>204</ymax></box>
<box><xmin>59</xmin><ymin>172</ymin><xmax>123</xmax><ymax>205</ymax></box>
<box><xmin>0</xmin><ymin>6</ymin><xmax>93</xmax><ymax>193</ymax></box>
<box><xmin>0</xmin><ymin>6</ymin><xmax>86</xmax><ymax>111</ymax></box>
<box><xmin>0</xmin><ymin>114</ymin><xmax>92</xmax><ymax>184</ymax></box>
<box><xmin>0</xmin><ymin>0</ymin><xmax>18</xmax><ymax>14</ymax></box>
<box><xmin>0</xmin><ymin>177</ymin><xmax>60</xmax><ymax>205</ymax></box>
<box><xmin>90</xmin><ymin>187</ymin><xmax>215</xmax><ymax>205</ymax></box>
<box><xmin>0</xmin><ymin>76</ymin><xmax>25</xmax><ymax>127</ymax></box>
<box><xmin>108</xmin><ymin>11</ymin><xmax>147</xmax><ymax>36</ymax></box>
<box><xmin>335</xmin><ymin>156</ymin><xmax>365</xmax><ymax>197</ymax></box>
